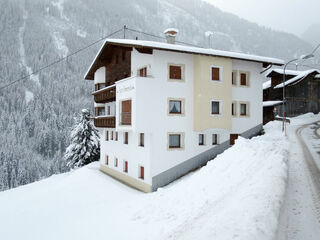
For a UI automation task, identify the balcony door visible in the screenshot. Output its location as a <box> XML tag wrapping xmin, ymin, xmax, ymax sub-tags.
<box><xmin>121</xmin><ymin>100</ymin><xmax>132</xmax><ymax>125</ymax></box>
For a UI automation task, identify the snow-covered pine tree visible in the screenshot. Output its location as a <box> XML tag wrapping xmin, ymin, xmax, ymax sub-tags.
<box><xmin>64</xmin><ymin>109</ymin><xmax>100</xmax><ymax>168</ymax></box>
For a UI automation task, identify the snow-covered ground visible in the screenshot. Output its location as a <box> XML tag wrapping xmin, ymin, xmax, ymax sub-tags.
<box><xmin>0</xmin><ymin>121</ymin><xmax>289</xmax><ymax>240</ymax></box>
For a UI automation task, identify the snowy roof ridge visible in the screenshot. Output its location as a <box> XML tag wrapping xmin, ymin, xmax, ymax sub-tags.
<box><xmin>84</xmin><ymin>38</ymin><xmax>284</xmax><ymax>80</ymax></box>
<box><xmin>274</xmin><ymin>69</ymin><xmax>320</xmax><ymax>89</ymax></box>
<box><xmin>265</xmin><ymin>68</ymin><xmax>301</xmax><ymax>77</ymax></box>
<box><xmin>263</xmin><ymin>100</ymin><xmax>283</xmax><ymax>107</ymax></box>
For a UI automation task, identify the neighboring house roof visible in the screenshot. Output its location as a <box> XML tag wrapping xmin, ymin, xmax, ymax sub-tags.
<box><xmin>263</xmin><ymin>101</ymin><xmax>283</xmax><ymax>107</ymax></box>
<box><xmin>263</xmin><ymin>80</ymin><xmax>271</xmax><ymax>90</ymax></box>
<box><xmin>265</xmin><ymin>68</ymin><xmax>301</xmax><ymax>78</ymax></box>
<box><xmin>274</xmin><ymin>69</ymin><xmax>320</xmax><ymax>89</ymax></box>
<box><xmin>84</xmin><ymin>39</ymin><xmax>284</xmax><ymax>80</ymax></box>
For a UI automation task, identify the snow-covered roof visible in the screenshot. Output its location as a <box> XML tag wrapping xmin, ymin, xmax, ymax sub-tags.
<box><xmin>265</xmin><ymin>68</ymin><xmax>301</xmax><ymax>78</ymax></box>
<box><xmin>274</xmin><ymin>69</ymin><xmax>320</xmax><ymax>89</ymax></box>
<box><xmin>315</xmin><ymin>74</ymin><xmax>320</xmax><ymax>79</ymax></box>
<box><xmin>84</xmin><ymin>39</ymin><xmax>284</xmax><ymax>80</ymax></box>
<box><xmin>263</xmin><ymin>101</ymin><xmax>283</xmax><ymax>107</ymax></box>
<box><xmin>263</xmin><ymin>80</ymin><xmax>271</xmax><ymax>90</ymax></box>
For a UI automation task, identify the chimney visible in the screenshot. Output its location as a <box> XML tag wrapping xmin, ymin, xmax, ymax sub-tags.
<box><xmin>164</xmin><ymin>28</ymin><xmax>178</xmax><ymax>44</ymax></box>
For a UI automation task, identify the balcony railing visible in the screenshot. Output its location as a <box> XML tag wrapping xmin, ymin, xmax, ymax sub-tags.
<box><xmin>121</xmin><ymin>112</ymin><xmax>131</xmax><ymax>125</ymax></box>
<box><xmin>94</xmin><ymin>116</ymin><xmax>115</xmax><ymax>128</ymax></box>
<box><xmin>93</xmin><ymin>86</ymin><xmax>116</xmax><ymax>103</ymax></box>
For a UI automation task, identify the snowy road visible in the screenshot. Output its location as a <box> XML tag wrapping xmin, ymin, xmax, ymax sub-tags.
<box><xmin>277</xmin><ymin>120</ymin><xmax>320</xmax><ymax>240</ymax></box>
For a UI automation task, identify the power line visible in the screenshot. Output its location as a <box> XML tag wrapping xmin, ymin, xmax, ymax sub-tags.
<box><xmin>0</xmin><ymin>28</ymin><xmax>123</xmax><ymax>91</ymax></box>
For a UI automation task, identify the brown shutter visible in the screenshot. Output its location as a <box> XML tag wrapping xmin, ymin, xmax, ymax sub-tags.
<box><xmin>240</xmin><ymin>73</ymin><xmax>247</xmax><ymax>85</ymax></box>
<box><xmin>140</xmin><ymin>166</ymin><xmax>144</xmax><ymax>179</ymax></box>
<box><xmin>212</xmin><ymin>67</ymin><xmax>220</xmax><ymax>81</ymax></box>
<box><xmin>121</xmin><ymin>100</ymin><xmax>132</xmax><ymax>125</ymax></box>
<box><xmin>169</xmin><ymin>66</ymin><xmax>182</xmax><ymax>79</ymax></box>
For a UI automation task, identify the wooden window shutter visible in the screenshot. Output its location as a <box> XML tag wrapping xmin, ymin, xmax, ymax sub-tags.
<box><xmin>212</xmin><ymin>67</ymin><xmax>220</xmax><ymax>81</ymax></box>
<box><xmin>240</xmin><ymin>73</ymin><xmax>247</xmax><ymax>85</ymax></box>
<box><xmin>169</xmin><ymin>65</ymin><xmax>182</xmax><ymax>80</ymax></box>
<box><xmin>140</xmin><ymin>166</ymin><xmax>144</xmax><ymax>179</ymax></box>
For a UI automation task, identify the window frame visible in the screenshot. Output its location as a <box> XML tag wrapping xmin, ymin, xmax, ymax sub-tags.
<box><xmin>232</xmin><ymin>70</ymin><xmax>237</xmax><ymax>85</ymax></box>
<box><xmin>139</xmin><ymin>133</ymin><xmax>144</xmax><ymax>147</ymax></box>
<box><xmin>232</xmin><ymin>101</ymin><xmax>237</xmax><ymax>117</ymax></box>
<box><xmin>212</xmin><ymin>134</ymin><xmax>219</xmax><ymax>145</ymax></box>
<box><xmin>167</xmin><ymin>132</ymin><xmax>184</xmax><ymax>150</ymax></box>
<box><xmin>168</xmin><ymin>63</ymin><xmax>185</xmax><ymax>82</ymax></box>
<box><xmin>210</xmin><ymin>65</ymin><xmax>223</xmax><ymax>82</ymax></box>
<box><xmin>168</xmin><ymin>98</ymin><xmax>185</xmax><ymax>116</ymax></box>
<box><xmin>210</xmin><ymin>100</ymin><xmax>222</xmax><ymax>116</ymax></box>
<box><xmin>115</xmin><ymin>131</ymin><xmax>118</xmax><ymax>141</ymax></box>
<box><xmin>199</xmin><ymin>134</ymin><xmax>205</xmax><ymax>146</ymax></box>
<box><xmin>239</xmin><ymin>71</ymin><xmax>250</xmax><ymax>87</ymax></box>
<box><xmin>114</xmin><ymin>158</ymin><xmax>118</xmax><ymax>167</ymax></box>
<box><xmin>239</xmin><ymin>102</ymin><xmax>250</xmax><ymax>117</ymax></box>
<box><xmin>105</xmin><ymin>130</ymin><xmax>109</xmax><ymax>141</ymax></box>
<box><xmin>123</xmin><ymin>161</ymin><xmax>128</xmax><ymax>173</ymax></box>
<box><xmin>138</xmin><ymin>66</ymin><xmax>147</xmax><ymax>77</ymax></box>
<box><xmin>139</xmin><ymin>166</ymin><xmax>145</xmax><ymax>180</ymax></box>
<box><xmin>105</xmin><ymin>155</ymin><xmax>109</xmax><ymax>165</ymax></box>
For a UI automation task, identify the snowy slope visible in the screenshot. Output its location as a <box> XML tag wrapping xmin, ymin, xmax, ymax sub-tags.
<box><xmin>0</xmin><ymin>123</ymin><xmax>289</xmax><ymax>240</ymax></box>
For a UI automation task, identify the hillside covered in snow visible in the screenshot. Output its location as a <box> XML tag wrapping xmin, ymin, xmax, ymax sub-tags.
<box><xmin>0</xmin><ymin>0</ymin><xmax>317</xmax><ymax>191</ymax></box>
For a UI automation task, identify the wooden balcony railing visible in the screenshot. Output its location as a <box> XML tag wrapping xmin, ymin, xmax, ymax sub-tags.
<box><xmin>121</xmin><ymin>112</ymin><xmax>131</xmax><ymax>125</ymax></box>
<box><xmin>93</xmin><ymin>86</ymin><xmax>116</xmax><ymax>103</ymax></box>
<box><xmin>94</xmin><ymin>116</ymin><xmax>115</xmax><ymax>128</ymax></box>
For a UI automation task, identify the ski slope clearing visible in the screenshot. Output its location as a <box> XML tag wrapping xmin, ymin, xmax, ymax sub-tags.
<box><xmin>0</xmin><ymin>123</ymin><xmax>289</xmax><ymax>240</ymax></box>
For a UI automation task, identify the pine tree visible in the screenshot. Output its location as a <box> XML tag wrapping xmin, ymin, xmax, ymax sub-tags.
<box><xmin>64</xmin><ymin>109</ymin><xmax>100</xmax><ymax>168</ymax></box>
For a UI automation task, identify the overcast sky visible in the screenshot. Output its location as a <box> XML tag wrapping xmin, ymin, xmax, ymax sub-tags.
<box><xmin>203</xmin><ymin>0</ymin><xmax>320</xmax><ymax>36</ymax></box>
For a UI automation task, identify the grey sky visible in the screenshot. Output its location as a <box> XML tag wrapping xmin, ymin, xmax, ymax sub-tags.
<box><xmin>203</xmin><ymin>0</ymin><xmax>320</xmax><ymax>36</ymax></box>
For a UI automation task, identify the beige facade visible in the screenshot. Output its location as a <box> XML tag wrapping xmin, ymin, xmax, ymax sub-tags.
<box><xmin>100</xmin><ymin>164</ymin><xmax>151</xmax><ymax>193</ymax></box>
<box><xmin>193</xmin><ymin>55</ymin><xmax>233</xmax><ymax>131</ymax></box>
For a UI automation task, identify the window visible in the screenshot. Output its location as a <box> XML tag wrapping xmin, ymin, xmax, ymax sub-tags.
<box><xmin>114</xmin><ymin>158</ymin><xmax>118</xmax><ymax>167</ymax></box>
<box><xmin>121</xmin><ymin>100</ymin><xmax>132</xmax><ymax>125</ymax></box>
<box><xmin>232</xmin><ymin>102</ymin><xmax>237</xmax><ymax>116</ymax></box>
<box><xmin>169</xmin><ymin>134</ymin><xmax>181</xmax><ymax>148</ymax></box>
<box><xmin>95</xmin><ymin>107</ymin><xmax>105</xmax><ymax>116</ymax></box>
<box><xmin>211</xmin><ymin>67</ymin><xmax>220</xmax><ymax>81</ymax></box>
<box><xmin>240</xmin><ymin>103</ymin><xmax>249</xmax><ymax>116</ymax></box>
<box><xmin>232</xmin><ymin>71</ymin><xmax>237</xmax><ymax>85</ymax></box>
<box><xmin>106</xmin><ymin>131</ymin><xmax>109</xmax><ymax>141</ymax></box>
<box><xmin>124</xmin><ymin>132</ymin><xmax>128</xmax><ymax>144</ymax></box>
<box><xmin>107</xmin><ymin>106</ymin><xmax>111</xmax><ymax>115</ymax></box>
<box><xmin>105</xmin><ymin>155</ymin><xmax>109</xmax><ymax>165</ymax></box>
<box><xmin>212</xmin><ymin>134</ymin><xmax>218</xmax><ymax>145</ymax></box>
<box><xmin>95</xmin><ymin>83</ymin><xmax>106</xmax><ymax>91</ymax></box>
<box><xmin>199</xmin><ymin>134</ymin><xmax>205</xmax><ymax>146</ymax></box>
<box><xmin>139</xmin><ymin>133</ymin><xmax>144</xmax><ymax>147</ymax></box>
<box><xmin>169</xmin><ymin>65</ymin><xmax>182</xmax><ymax>80</ymax></box>
<box><xmin>139</xmin><ymin>67</ymin><xmax>147</xmax><ymax>77</ymax></box>
<box><xmin>169</xmin><ymin>100</ymin><xmax>182</xmax><ymax>114</ymax></box>
<box><xmin>139</xmin><ymin>166</ymin><xmax>144</xmax><ymax>180</ymax></box>
<box><xmin>111</xmin><ymin>131</ymin><xmax>113</xmax><ymax>140</ymax></box>
<box><xmin>211</xmin><ymin>101</ymin><xmax>220</xmax><ymax>115</ymax></box>
<box><xmin>240</xmin><ymin>72</ymin><xmax>249</xmax><ymax>86</ymax></box>
<box><xmin>115</xmin><ymin>132</ymin><xmax>118</xmax><ymax>141</ymax></box>
<box><xmin>124</xmin><ymin>161</ymin><xmax>128</xmax><ymax>173</ymax></box>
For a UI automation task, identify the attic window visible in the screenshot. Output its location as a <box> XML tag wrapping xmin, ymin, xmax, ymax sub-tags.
<box><xmin>169</xmin><ymin>65</ymin><xmax>182</xmax><ymax>80</ymax></box>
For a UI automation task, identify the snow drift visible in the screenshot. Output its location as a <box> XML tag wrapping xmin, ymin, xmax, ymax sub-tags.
<box><xmin>0</xmin><ymin>121</ymin><xmax>289</xmax><ymax>240</ymax></box>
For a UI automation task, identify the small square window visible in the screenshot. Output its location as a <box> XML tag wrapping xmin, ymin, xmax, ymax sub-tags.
<box><xmin>139</xmin><ymin>133</ymin><xmax>144</xmax><ymax>147</ymax></box>
<box><xmin>124</xmin><ymin>132</ymin><xmax>128</xmax><ymax>144</ymax></box>
<box><xmin>240</xmin><ymin>72</ymin><xmax>249</xmax><ymax>86</ymax></box>
<box><xmin>169</xmin><ymin>100</ymin><xmax>182</xmax><ymax>114</ymax></box>
<box><xmin>169</xmin><ymin>134</ymin><xmax>181</xmax><ymax>148</ymax></box>
<box><xmin>169</xmin><ymin>65</ymin><xmax>182</xmax><ymax>80</ymax></box>
<box><xmin>211</xmin><ymin>67</ymin><xmax>220</xmax><ymax>81</ymax></box>
<box><xmin>240</xmin><ymin>103</ymin><xmax>248</xmax><ymax>116</ymax></box>
<box><xmin>212</xmin><ymin>134</ymin><xmax>218</xmax><ymax>145</ymax></box>
<box><xmin>199</xmin><ymin>134</ymin><xmax>205</xmax><ymax>146</ymax></box>
<box><xmin>211</xmin><ymin>101</ymin><xmax>220</xmax><ymax>115</ymax></box>
<box><xmin>139</xmin><ymin>67</ymin><xmax>147</xmax><ymax>77</ymax></box>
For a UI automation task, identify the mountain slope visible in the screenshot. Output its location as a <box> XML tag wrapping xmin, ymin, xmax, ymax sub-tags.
<box><xmin>0</xmin><ymin>0</ymin><xmax>314</xmax><ymax>191</ymax></box>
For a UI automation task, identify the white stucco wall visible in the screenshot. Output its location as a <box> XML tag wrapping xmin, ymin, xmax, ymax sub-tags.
<box><xmin>232</xmin><ymin>60</ymin><xmax>263</xmax><ymax>134</ymax></box>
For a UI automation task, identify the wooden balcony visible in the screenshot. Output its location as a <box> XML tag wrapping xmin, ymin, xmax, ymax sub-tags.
<box><xmin>93</xmin><ymin>86</ymin><xmax>116</xmax><ymax>103</ymax></box>
<box><xmin>94</xmin><ymin>116</ymin><xmax>115</xmax><ymax>128</ymax></box>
